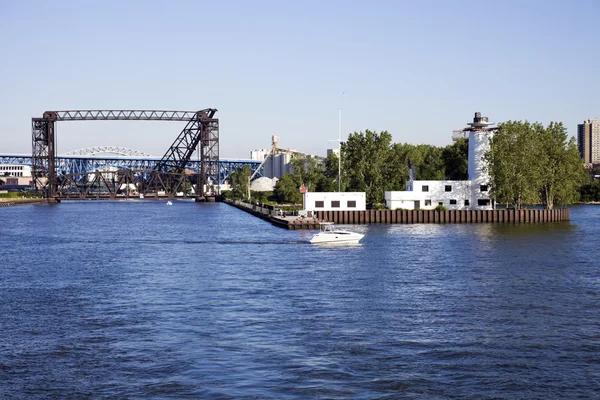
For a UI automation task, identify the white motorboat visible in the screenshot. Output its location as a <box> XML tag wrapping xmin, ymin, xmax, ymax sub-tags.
<box><xmin>166</xmin><ymin>200</ymin><xmax>173</xmax><ymax>206</ymax></box>
<box><xmin>309</xmin><ymin>222</ymin><xmax>364</xmax><ymax>244</ymax></box>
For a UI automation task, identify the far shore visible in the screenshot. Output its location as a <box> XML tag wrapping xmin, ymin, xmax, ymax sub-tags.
<box><xmin>0</xmin><ymin>198</ymin><xmax>49</xmax><ymax>207</ymax></box>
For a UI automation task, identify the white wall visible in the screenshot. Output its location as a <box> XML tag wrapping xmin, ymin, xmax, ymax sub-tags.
<box><xmin>385</xmin><ymin>180</ymin><xmax>493</xmax><ymax>210</ymax></box>
<box><xmin>385</xmin><ymin>181</ymin><xmax>472</xmax><ymax>210</ymax></box>
<box><xmin>304</xmin><ymin>192</ymin><xmax>366</xmax><ymax>211</ymax></box>
<box><xmin>0</xmin><ymin>164</ymin><xmax>32</xmax><ymax>178</ymax></box>
<box><xmin>468</xmin><ymin>131</ymin><xmax>493</xmax><ymax>184</ymax></box>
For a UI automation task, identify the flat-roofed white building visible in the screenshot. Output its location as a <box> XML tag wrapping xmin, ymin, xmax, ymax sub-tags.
<box><xmin>0</xmin><ymin>164</ymin><xmax>31</xmax><ymax>177</ymax></box>
<box><xmin>385</xmin><ymin>180</ymin><xmax>492</xmax><ymax>210</ymax></box>
<box><xmin>303</xmin><ymin>192</ymin><xmax>366</xmax><ymax>211</ymax></box>
<box><xmin>385</xmin><ymin>112</ymin><xmax>495</xmax><ymax>211</ymax></box>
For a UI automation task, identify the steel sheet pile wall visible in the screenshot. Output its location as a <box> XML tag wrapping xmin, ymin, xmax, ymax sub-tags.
<box><xmin>314</xmin><ymin>209</ymin><xmax>570</xmax><ymax>224</ymax></box>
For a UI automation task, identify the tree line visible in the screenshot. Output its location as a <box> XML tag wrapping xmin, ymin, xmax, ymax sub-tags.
<box><xmin>484</xmin><ymin>121</ymin><xmax>585</xmax><ymax>209</ymax></box>
<box><xmin>226</xmin><ymin>131</ymin><xmax>469</xmax><ymax>205</ymax></box>
<box><xmin>227</xmin><ymin>121</ymin><xmax>589</xmax><ymax>209</ymax></box>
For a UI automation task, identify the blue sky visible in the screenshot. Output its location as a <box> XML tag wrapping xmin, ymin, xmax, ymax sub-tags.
<box><xmin>1</xmin><ymin>0</ymin><xmax>598</xmax><ymax>158</ymax></box>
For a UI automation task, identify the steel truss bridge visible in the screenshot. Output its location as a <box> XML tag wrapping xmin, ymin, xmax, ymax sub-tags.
<box><xmin>28</xmin><ymin>109</ymin><xmax>248</xmax><ymax>200</ymax></box>
<box><xmin>0</xmin><ymin>153</ymin><xmax>261</xmax><ymax>186</ymax></box>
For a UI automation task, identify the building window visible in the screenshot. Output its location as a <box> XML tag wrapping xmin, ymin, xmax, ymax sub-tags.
<box><xmin>445</xmin><ymin>185</ymin><xmax>452</xmax><ymax>192</ymax></box>
<box><xmin>464</xmin><ymin>199</ymin><xmax>470</xmax><ymax>206</ymax></box>
<box><xmin>438</xmin><ymin>202</ymin><xmax>443</xmax><ymax>206</ymax></box>
<box><xmin>331</xmin><ymin>200</ymin><xmax>340</xmax><ymax>208</ymax></box>
<box><xmin>480</xmin><ymin>185</ymin><xmax>488</xmax><ymax>192</ymax></box>
<box><xmin>347</xmin><ymin>200</ymin><xmax>356</xmax><ymax>208</ymax></box>
<box><xmin>422</xmin><ymin>185</ymin><xmax>429</xmax><ymax>192</ymax></box>
<box><xmin>449</xmin><ymin>199</ymin><xmax>457</xmax><ymax>205</ymax></box>
<box><xmin>477</xmin><ymin>199</ymin><xmax>490</xmax><ymax>206</ymax></box>
<box><xmin>425</xmin><ymin>200</ymin><xmax>431</xmax><ymax>206</ymax></box>
<box><xmin>315</xmin><ymin>201</ymin><xmax>324</xmax><ymax>208</ymax></box>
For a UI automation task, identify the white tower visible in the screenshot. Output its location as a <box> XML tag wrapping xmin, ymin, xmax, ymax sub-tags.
<box><xmin>465</xmin><ymin>112</ymin><xmax>497</xmax><ymax>209</ymax></box>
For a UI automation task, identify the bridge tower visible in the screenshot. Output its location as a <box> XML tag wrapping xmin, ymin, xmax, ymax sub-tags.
<box><xmin>31</xmin><ymin>109</ymin><xmax>219</xmax><ymax>200</ymax></box>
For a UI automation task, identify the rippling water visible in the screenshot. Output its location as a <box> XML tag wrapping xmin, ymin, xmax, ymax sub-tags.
<box><xmin>1</xmin><ymin>201</ymin><xmax>599</xmax><ymax>399</ymax></box>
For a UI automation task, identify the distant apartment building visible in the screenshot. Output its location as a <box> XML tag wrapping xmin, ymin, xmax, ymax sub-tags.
<box><xmin>577</xmin><ymin>119</ymin><xmax>600</xmax><ymax>163</ymax></box>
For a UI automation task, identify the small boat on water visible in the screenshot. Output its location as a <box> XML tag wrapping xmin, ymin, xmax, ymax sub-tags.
<box><xmin>309</xmin><ymin>222</ymin><xmax>364</xmax><ymax>244</ymax></box>
<box><xmin>166</xmin><ymin>200</ymin><xmax>173</xmax><ymax>206</ymax></box>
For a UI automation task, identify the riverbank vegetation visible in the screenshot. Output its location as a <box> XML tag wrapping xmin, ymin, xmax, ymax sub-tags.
<box><xmin>485</xmin><ymin>121</ymin><xmax>585</xmax><ymax>209</ymax></box>
<box><xmin>226</xmin><ymin>121</ymin><xmax>588</xmax><ymax>208</ymax></box>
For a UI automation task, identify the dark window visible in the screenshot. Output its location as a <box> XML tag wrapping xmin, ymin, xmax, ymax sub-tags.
<box><xmin>464</xmin><ymin>199</ymin><xmax>470</xmax><ymax>206</ymax></box>
<box><xmin>445</xmin><ymin>185</ymin><xmax>452</xmax><ymax>192</ymax></box>
<box><xmin>331</xmin><ymin>200</ymin><xmax>340</xmax><ymax>208</ymax></box>
<box><xmin>347</xmin><ymin>200</ymin><xmax>356</xmax><ymax>208</ymax></box>
<box><xmin>438</xmin><ymin>202</ymin><xmax>443</xmax><ymax>206</ymax></box>
<box><xmin>449</xmin><ymin>199</ymin><xmax>457</xmax><ymax>205</ymax></box>
<box><xmin>315</xmin><ymin>201</ymin><xmax>324</xmax><ymax>208</ymax></box>
<box><xmin>425</xmin><ymin>200</ymin><xmax>431</xmax><ymax>206</ymax></box>
<box><xmin>477</xmin><ymin>199</ymin><xmax>490</xmax><ymax>206</ymax></box>
<box><xmin>422</xmin><ymin>185</ymin><xmax>429</xmax><ymax>192</ymax></box>
<box><xmin>480</xmin><ymin>185</ymin><xmax>488</xmax><ymax>192</ymax></box>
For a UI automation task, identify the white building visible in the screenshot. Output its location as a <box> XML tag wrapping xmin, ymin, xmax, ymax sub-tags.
<box><xmin>303</xmin><ymin>192</ymin><xmax>366</xmax><ymax>212</ymax></box>
<box><xmin>385</xmin><ymin>112</ymin><xmax>495</xmax><ymax>211</ymax></box>
<box><xmin>0</xmin><ymin>164</ymin><xmax>32</xmax><ymax>177</ymax></box>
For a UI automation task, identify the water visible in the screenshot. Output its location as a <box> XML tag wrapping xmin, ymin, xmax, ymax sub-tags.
<box><xmin>1</xmin><ymin>201</ymin><xmax>599</xmax><ymax>399</ymax></box>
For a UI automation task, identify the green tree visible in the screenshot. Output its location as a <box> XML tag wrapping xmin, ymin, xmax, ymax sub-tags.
<box><xmin>537</xmin><ymin>122</ymin><xmax>586</xmax><ymax>209</ymax></box>
<box><xmin>273</xmin><ymin>173</ymin><xmax>303</xmax><ymax>204</ymax></box>
<box><xmin>323</xmin><ymin>151</ymin><xmax>341</xmax><ymax>191</ymax></box>
<box><xmin>229</xmin><ymin>165</ymin><xmax>251</xmax><ymax>199</ymax></box>
<box><xmin>442</xmin><ymin>138</ymin><xmax>469</xmax><ymax>180</ymax></box>
<box><xmin>342</xmin><ymin>130</ymin><xmax>392</xmax><ymax>204</ymax></box>
<box><xmin>485</xmin><ymin>121</ymin><xmax>542</xmax><ymax>209</ymax></box>
<box><xmin>579</xmin><ymin>181</ymin><xmax>600</xmax><ymax>202</ymax></box>
<box><xmin>289</xmin><ymin>154</ymin><xmax>323</xmax><ymax>192</ymax></box>
<box><xmin>416</xmin><ymin>145</ymin><xmax>444</xmax><ymax>180</ymax></box>
<box><xmin>385</xmin><ymin>142</ymin><xmax>413</xmax><ymax>190</ymax></box>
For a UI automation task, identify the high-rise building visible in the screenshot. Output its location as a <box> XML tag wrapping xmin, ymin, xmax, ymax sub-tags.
<box><xmin>577</xmin><ymin>119</ymin><xmax>600</xmax><ymax>163</ymax></box>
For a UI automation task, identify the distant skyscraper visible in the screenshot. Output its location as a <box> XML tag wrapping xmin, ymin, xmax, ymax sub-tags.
<box><xmin>577</xmin><ymin>119</ymin><xmax>600</xmax><ymax>163</ymax></box>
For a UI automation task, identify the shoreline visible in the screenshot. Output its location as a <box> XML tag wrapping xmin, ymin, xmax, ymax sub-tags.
<box><xmin>0</xmin><ymin>198</ymin><xmax>59</xmax><ymax>207</ymax></box>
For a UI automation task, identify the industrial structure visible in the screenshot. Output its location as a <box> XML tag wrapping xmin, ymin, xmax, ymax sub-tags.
<box><xmin>250</xmin><ymin>136</ymin><xmax>296</xmax><ymax>179</ymax></box>
<box><xmin>31</xmin><ymin>109</ymin><xmax>221</xmax><ymax>200</ymax></box>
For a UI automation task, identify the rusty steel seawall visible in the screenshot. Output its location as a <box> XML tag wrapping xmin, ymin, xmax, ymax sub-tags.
<box><xmin>314</xmin><ymin>209</ymin><xmax>570</xmax><ymax>225</ymax></box>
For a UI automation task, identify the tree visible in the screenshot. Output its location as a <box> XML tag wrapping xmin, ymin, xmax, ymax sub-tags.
<box><xmin>485</xmin><ymin>121</ymin><xmax>542</xmax><ymax>209</ymax></box>
<box><xmin>342</xmin><ymin>130</ymin><xmax>392</xmax><ymax>204</ymax></box>
<box><xmin>415</xmin><ymin>145</ymin><xmax>444</xmax><ymax>180</ymax></box>
<box><xmin>485</xmin><ymin>120</ymin><xmax>585</xmax><ymax>209</ymax></box>
<box><xmin>385</xmin><ymin>143</ymin><xmax>413</xmax><ymax>190</ymax></box>
<box><xmin>323</xmin><ymin>151</ymin><xmax>341</xmax><ymax>191</ymax></box>
<box><xmin>537</xmin><ymin>122</ymin><xmax>586</xmax><ymax>209</ymax></box>
<box><xmin>442</xmin><ymin>138</ymin><xmax>469</xmax><ymax>180</ymax></box>
<box><xmin>289</xmin><ymin>154</ymin><xmax>323</xmax><ymax>192</ymax></box>
<box><xmin>229</xmin><ymin>165</ymin><xmax>251</xmax><ymax>199</ymax></box>
<box><xmin>273</xmin><ymin>173</ymin><xmax>303</xmax><ymax>204</ymax></box>
<box><xmin>579</xmin><ymin>181</ymin><xmax>600</xmax><ymax>202</ymax></box>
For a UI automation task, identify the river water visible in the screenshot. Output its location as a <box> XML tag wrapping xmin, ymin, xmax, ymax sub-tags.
<box><xmin>1</xmin><ymin>201</ymin><xmax>599</xmax><ymax>399</ymax></box>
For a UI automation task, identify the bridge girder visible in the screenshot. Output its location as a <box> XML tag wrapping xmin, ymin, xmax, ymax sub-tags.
<box><xmin>31</xmin><ymin>109</ymin><xmax>219</xmax><ymax>199</ymax></box>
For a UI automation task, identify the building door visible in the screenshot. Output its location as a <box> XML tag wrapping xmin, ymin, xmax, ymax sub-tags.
<box><xmin>414</xmin><ymin>200</ymin><xmax>420</xmax><ymax>210</ymax></box>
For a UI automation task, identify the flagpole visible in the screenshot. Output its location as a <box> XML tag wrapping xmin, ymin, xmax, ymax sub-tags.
<box><xmin>338</xmin><ymin>107</ymin><xmax>341</xmax><ymax>192</ymax></box>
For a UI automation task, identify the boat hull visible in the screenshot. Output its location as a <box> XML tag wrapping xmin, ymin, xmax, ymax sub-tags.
<box><xmin>309</xmin><ymin>232</ymin><xmax>364</xmax><ymax>244</ymax></box>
